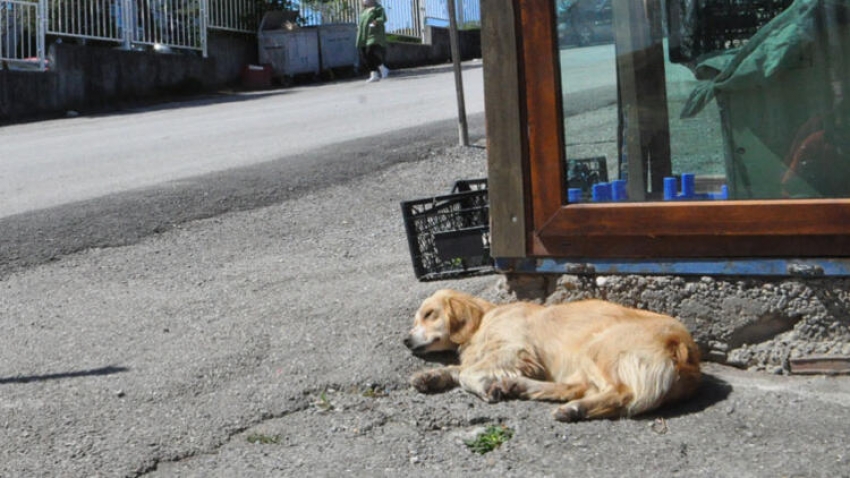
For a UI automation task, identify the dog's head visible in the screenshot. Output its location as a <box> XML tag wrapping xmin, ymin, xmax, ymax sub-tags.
<box><xmin>403</xmin><ymin>289</ymin><xmax>493</xmax><ymax>355</ymax></box>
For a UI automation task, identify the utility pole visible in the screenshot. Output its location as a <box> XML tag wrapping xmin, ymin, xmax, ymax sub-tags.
<box><xmin>446</xmin><ymin>0</ymin><xmax>469</xmax><ymax>146</ymax></box>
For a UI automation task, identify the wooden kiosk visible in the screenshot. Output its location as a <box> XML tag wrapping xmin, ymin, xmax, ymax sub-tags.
<box><xmin>481</xmin><ymin>0</ymin><xmax>850</xmax><ymax>275</ymax></box>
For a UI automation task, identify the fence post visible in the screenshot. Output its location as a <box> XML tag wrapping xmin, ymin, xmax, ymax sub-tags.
<box><xmin>121</xmin><ymin>0</ymin><xmax>133</xmax><ymax>50</ymax></box>
<box><xmin>200</xmin><ymin>0</ymin><xmax>209</xmax><ymax>57</ymax></box>
<box><xmin>38</xmin><ymin>0</ymin><xmax>47</xmax><ymax>70</ymax></box>
<box><xmin>418</xmin><ymin>0</ymin><xmax>426</xmax><ymax>42</ymax></box>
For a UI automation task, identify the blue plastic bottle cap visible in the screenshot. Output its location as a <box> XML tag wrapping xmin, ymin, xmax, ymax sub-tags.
<box><xmin>611</xmin><ymin>179</ymin><xmax>627</xmax><ymax>201</ymax></box>
<box><xmin>592</xmin><ymin>183</ymin><xmax>611</xmax><ymax>202</ymax></box>
<box><xmin>663</xmin><ymin>177</ymin><xmax>678</xmax><ymax>201</ymax></box>
<box><xmin>681</xmin><ymin>173</ymin><xmax>696</xmax><ymax>199</ymax></box>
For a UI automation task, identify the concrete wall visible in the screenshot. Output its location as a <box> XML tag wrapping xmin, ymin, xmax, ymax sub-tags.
<box><xmin>0</xmin><ymin>69</ymin><xmax>64</xmax><ymax>123</ymax></box>
<box><xmin>49</xmin><ymin>44</ymin><xmax>216</xmax><ymax>110</ymax></box>
<box><xmin>0</xmin><ymin>26</ymin><xmax>479</xmax><ymax>124</ymax></box>
<box><xmin>385</xmin><ymin>27</ymin><xmax>481</xmax><ymax>68</ymax></box>
<box><xmin>0</xmin><ymin>31</ymin><xmax>255</xmax><ymax>125</ymax></box>
<box><xmin>498</xmin><ymin>274</ymin><xmax>850</xmax><ymax>374</ymax></box>
<box><xmin>208</xmin><ymin>31</ymin><xmax>260</xmax><ymax>86</ymax></box>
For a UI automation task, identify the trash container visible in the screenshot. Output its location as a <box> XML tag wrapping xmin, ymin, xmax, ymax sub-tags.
<box><xmin>318</xmin><ymin>23</ymin><xmax>358</xmax><ymax>71</ymax></box>
<box><xmin>258</xmin><ymin>11</ymin><xmax>320</xmax><ymax>79</ymax></box>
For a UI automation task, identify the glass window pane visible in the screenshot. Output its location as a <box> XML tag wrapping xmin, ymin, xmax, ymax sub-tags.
<box><xmin>559</xmin><ymin>0</ymin><xmax>850</xmax><ymax>202</ymax></box>
<box><xmin>558</xmin><ymin>0</ymin><xmax>620</xmax><ymax>201</ymax></box>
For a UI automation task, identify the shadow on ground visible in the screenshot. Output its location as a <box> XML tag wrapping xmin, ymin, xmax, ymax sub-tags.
<box><xmin>0</xmin><ymin>365</ymin><xmax>129</xmax><ymax>385</ymax></box>
<box><xmin>406</xmin><ymin>351</ymin><xmax>733</xmax><ymax>421</ymax></box>
<box><xmin>642</xmin><ymin>372</ymin><xmax>733</xmax><ymax>420</ymax></box>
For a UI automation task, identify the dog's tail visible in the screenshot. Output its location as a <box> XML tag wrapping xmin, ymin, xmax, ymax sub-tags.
<box><xmin>620</xmin><ymin>333</ymin><xmax>702</xmax><ymax>416</ymax></box>
<box><xmin>666</xmin><ymin>336</ymin><xmax>702</xmax><ymax>402</ymax></box>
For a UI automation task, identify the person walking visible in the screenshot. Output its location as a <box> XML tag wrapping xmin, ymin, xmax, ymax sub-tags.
<box><xmin>357</xmin><ymin>0</ymin><xmax>390</xmax><ymax>83</ymax></box>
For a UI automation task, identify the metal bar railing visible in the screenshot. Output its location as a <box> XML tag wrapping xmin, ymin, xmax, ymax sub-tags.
<box><xmin>0</xmin><ymin>0</ymin><xmax>44</xmax><ymax>69</ymax></box>
<box><xmin>424</xmin><ymin>0</ymin><xmax>479</xmax><ymax>28</ymax></box>
<box><xmin>207</xmin><ymin>0</ymin><xmax>256</xmax><ymax>33</ymax></box>
<box><xmin>1</xmin><ymin>0</ymin><xmax>481</xmax><ymax>71</ymax></box>
<box><xmin>43</xmin><ymin>0</ymin><xmax>207</xmax><ymax>53</ymax></box>
<box><xmin>296</xmin><ymin>0</ymin><xmax>433</xmax><ymax>39</ymax></box>
<box><xmin>47</xmin><ymin>0</ymin><xmax>122</xmax><ymax>42</ymax></box>
<box><xmin>383</xmin><ymin>0</ymin><xmax>419</xmax><ymax>37</ymax></box>
<box><xmin>297</xmin><ymin>0</ymin><xmax>358</xmax><ymax>26</ymax></box>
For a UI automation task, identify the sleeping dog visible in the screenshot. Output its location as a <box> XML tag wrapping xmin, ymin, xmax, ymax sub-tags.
<box><xmin>403</xmin><ymin>289</ymin><xmax>701</xmax><ymax>422</ymax></box>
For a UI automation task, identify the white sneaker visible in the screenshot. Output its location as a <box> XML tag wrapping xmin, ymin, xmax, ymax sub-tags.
<box><xmin>379</xmin><ymin>64</ymin><xmax>390</xmax><ymax>78</ymax></box>
<box><xmin>366</xmin><ymin>71</ymin><xmax>381</xmax><ymax>83</ymax></box>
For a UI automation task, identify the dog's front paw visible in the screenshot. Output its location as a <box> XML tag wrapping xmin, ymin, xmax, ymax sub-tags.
<box><xmin>410</xmin><ymin>371</ymin><xmax>436</xmax><ymax>393</ymax></box>
<box><xmin>553</xmin><ymin>402</ymin><xmax>587</xmax><ymax>422</ymax></box>
<box><xmin>486</xmin><ymin>378</ymin><xmax>524</xmax><ymax>402</ymax></box>
<box><xmin>410</xmin><ymin>369</ymin><xmax>455</xmax><ymax>394</ymax></box>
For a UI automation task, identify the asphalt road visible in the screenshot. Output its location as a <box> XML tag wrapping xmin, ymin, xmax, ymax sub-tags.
<box><xmin>0</xmin><ymin>63</ymin><xmax>487</xmax><ymax>219</ymax></box>
<box><xmin>0</xmin><ymin>63</ymin><xmax>488</xmax><ymax>278</ymax></box>
<box><xmin>2</xmin><ymin>59</ymin><xmax>850</xmax><ymax>478</ymax></box>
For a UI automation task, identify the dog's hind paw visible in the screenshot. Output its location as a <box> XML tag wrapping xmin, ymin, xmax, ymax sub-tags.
<box><xmin>553</xmin><ymin>402</ymin><xmax>587</xmax><ymax>422</ymax></box>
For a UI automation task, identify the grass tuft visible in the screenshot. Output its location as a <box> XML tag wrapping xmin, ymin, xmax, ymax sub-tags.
<box><xmin>246</xmin><ymin>433</ymin><xmax>281</xmax><ymax>445</ymax></box>
<box><xmin>315</xmin><ymin>390</ymin><xmax>334</xmax><ymax>411</ymax></box>
<box><xmin>465</xmin><ymin>424</ymin><xmax>514</xmax><ymax>454</ymax></box>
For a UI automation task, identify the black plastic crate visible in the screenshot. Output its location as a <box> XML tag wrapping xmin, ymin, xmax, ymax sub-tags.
<box><xmin>567</xmin><ymin>157</ymin><xmax>608</xmax><ymax>199</ymax></box>
<box><xmin>451</xmin><ymin>178</ymin><xmax>488</xmax><ymax>193</ymax></box>
<box><xmin>401</xmin><ymin>185</ymin><xmax>493</xmax><ymax>281</ymax></box>
<box><xmin>668</xmin><ymin>0</ymin><xmax>793</xmax><ymax>64</ymax></box>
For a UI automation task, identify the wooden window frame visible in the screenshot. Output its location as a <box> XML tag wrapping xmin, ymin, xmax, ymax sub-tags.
<box><xmin>483</xmin><ymin>0</ymin><xmax>850</xmax><ymax>261</ymax></box>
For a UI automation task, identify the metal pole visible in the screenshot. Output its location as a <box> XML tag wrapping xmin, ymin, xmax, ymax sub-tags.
<box><xmin>446</xmin><ymin>0</ymin><xmax>469</xmax><ymax>146</ymax></box>
<box><xmin>38</xmin><ymin>0</ymin><xmax>47</xmax><ymax>70</ymax></box>
<box><xmin>122</xmin><ymin>0</ymin><xmax>133</xmax><ymax>50</ymax></box>
<box><xmin>200</xmin><ymin>0</ymin><xmax>208</xmax><ymax>57</ymax></box>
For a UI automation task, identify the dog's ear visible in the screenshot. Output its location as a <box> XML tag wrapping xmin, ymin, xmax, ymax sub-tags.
<box><xmin>446</xmin><ymin>296</ymin><xmax>486</xmax><ymax>345</ymax></box>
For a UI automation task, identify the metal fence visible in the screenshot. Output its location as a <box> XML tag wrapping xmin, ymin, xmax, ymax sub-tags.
<box><xmin>0</xmin><ymin>0</ymin><xmax>479</xmax><ymax>70</ymax></box>
<box><xmin>296</xmin><ymin>0</ymin><xmax>426</xmax><ymax>38</ymax></box>
<box><xmin>46</xmin><ymin>0</ymin><xmax>208</xmax><ymax>52</ymax></box>
<box><xmin>424</xmin><ymin>0</ymin><xmax>480</xmax><ymax>28</ymax></box>
<box><xmin>208</xmin><ymin>0</ymin><xmax>256</xmax><ymax>32</ymax></box>
<box><xmin>128</xmin><ymin>0</ymin><xmax>207</xmax><ymax>51</ymax></box>
<box><xmin>48</xmin><ymin>0</ymin><xmax>123</xmax><ymax>43</ymax></box>
<box><xmin>380</xmin><ymin>0</ymin><xmax>423</xmax><ymax>37</ymax></box>
<box><xmin>297</xmin><ymin>0</ymin><xmax>358</xmax><ymax>26</ymax></box>
<box><xmin>1</xmin><ymin>0</ymin><xmax>220</xmax><ymax>68</ymax></box>
<box><xmin>1</xmin><ymin>0</ymin><xmax>45</xmax><ymax>69</ymax></box>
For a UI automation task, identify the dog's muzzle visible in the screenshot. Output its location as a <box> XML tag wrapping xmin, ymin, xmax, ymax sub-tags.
<box><xmin>403</xmin><ymin>335</ymin><xmax>432</xmax><ymax>355</ymax></box>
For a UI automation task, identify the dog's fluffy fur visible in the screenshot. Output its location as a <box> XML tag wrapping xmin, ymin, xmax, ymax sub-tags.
<box><xmin>404</xmin><ymin>289</ymin><xmax>701</xmax><ymax>422</ymax></box>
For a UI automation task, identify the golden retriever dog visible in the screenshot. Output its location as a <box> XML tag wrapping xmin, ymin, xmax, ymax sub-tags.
<box><xmin>403</xmin><ymin>289</ymin><xmax>701</xmax><ymax>422</ymax></box>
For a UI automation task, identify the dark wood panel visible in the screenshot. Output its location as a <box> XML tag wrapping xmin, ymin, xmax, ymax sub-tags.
<box><xmin>482</xmin><ymin>0</ymin><xmax>526</xmax><ymax>257</ymax></box>
<box><xmin>530</xmin><ymin>201</ymin><xmax>850</xmax><ymax>258</ymax></box>
<box><xmin>541</xmin><ymin>201</ymin><xmax>850</xmax><ymax>237</ymax></box>
<box><xmin>531</xmin><ymin>233</ymin><xmax>850</xmax><ymax>258</ymax></box>
<box><xmin>518</xmin><ymin>0</ymin><xmax>565</xmax><ymax>232</ymax></box>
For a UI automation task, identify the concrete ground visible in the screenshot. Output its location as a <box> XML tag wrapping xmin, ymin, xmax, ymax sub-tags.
<box><xmin>2</xmin><ymin>115</ymin><xmax>850</xmax><ymax>478</ymax></box>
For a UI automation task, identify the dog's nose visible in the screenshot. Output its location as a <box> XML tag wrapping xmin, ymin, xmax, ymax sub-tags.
<box><xmin>403</xmin><ymin>336</ymin><xmax>413</xmax><ymax>349</ymax></box>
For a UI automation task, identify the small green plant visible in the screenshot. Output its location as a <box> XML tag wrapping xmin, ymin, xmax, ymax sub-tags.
<box><xmin>464</xmin><ymin>425</ymin><xmax>514</xmax><ymax>454</ymax></box>
<box><xmin>315</xmin><ymin>390</ymin><xmax>334</xmax><ymax>411</ymax></box>
<box><xmin>361</xmin><ymin>385</ymin><xmax>387</xmax><ymax>398</ymax></box>
<box><xmin>246</xmin><ymin>433</ymin><xmax>281</xmax><ymax>445</ymax></box>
